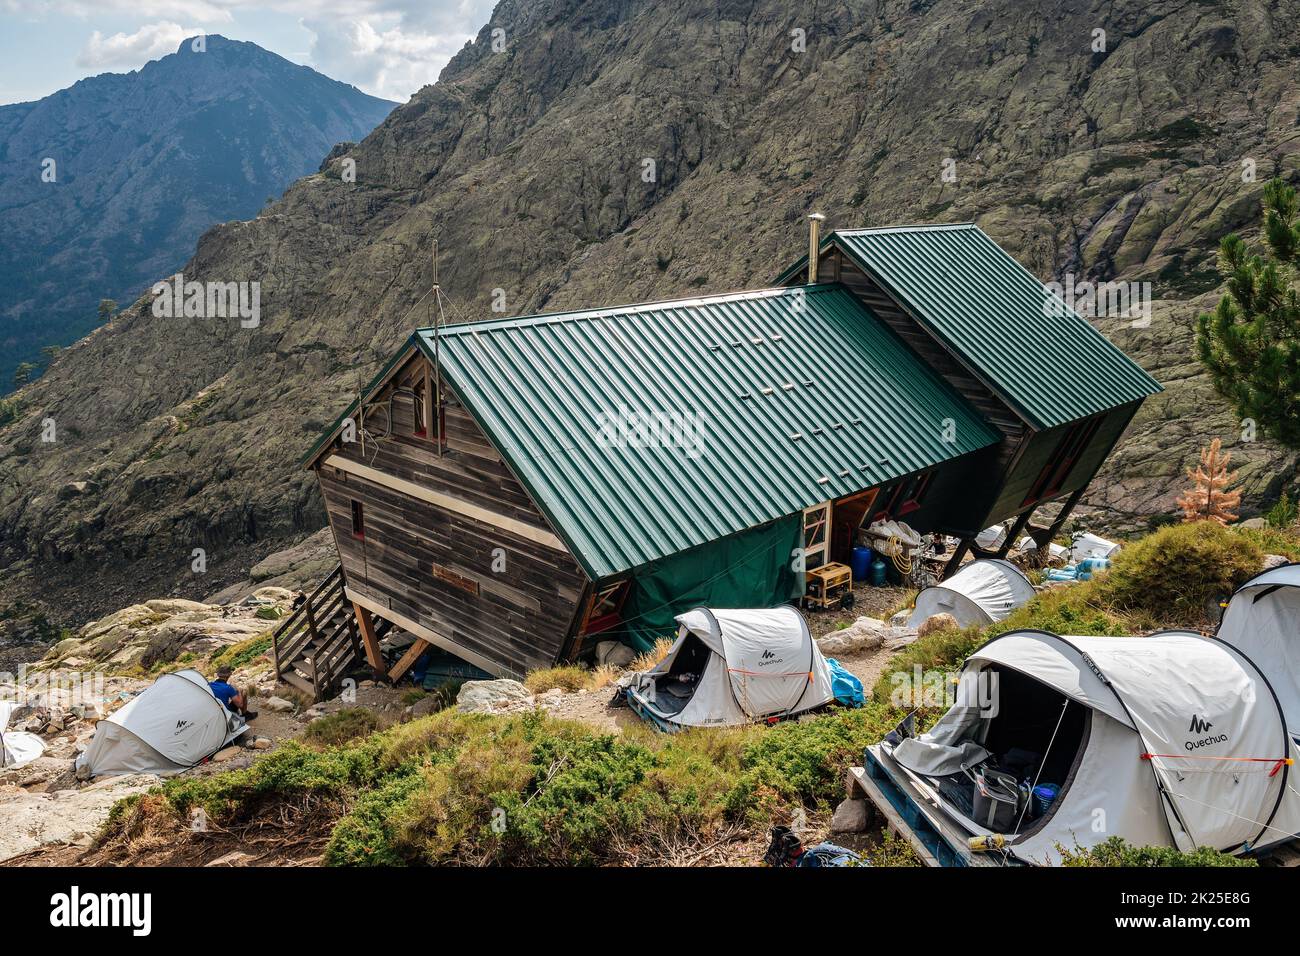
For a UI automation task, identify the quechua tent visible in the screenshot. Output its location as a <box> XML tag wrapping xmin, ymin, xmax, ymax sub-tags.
<box><xmin>1216</xmin><ymin>563</ymin><xmax>1300</xmax><ymax>740</ymax></box>
<box><xmin>907</xmin><ymin>559</ymin><xmax>1036</xmax><ymax>629</ymax></box>
<box><xmin>626</xmin><ymin>606</ymin><xmax>834</xmax><ymax>730</ymax></box>
<box><xmin>882</xmin><ymin>629</ymin><xmax>1300</xmax><ymax>863</ymax></box>
<box><xmin>75</xmin><ymin>669</ymin><xmax>247</xmax><ymax>778</ymax></box>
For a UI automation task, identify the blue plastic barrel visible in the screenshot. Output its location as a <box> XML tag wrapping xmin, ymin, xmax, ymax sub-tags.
<box><xmin>850</xmin><ymin>546</ymin><xmax>874</xmax><ymax>582</ymax></box>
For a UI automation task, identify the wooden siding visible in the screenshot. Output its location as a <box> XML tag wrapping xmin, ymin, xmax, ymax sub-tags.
<box><xmin>314</xmin><ymin>352</ymin><xmax>587</xmax><ymax>676</ymax></box>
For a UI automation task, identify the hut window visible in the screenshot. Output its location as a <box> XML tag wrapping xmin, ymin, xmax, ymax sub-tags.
<box><xmin>412</xmin><ymin>383</ymin><xmax>427</xmax><ymax>437</ymax></box>
<box><xmin>582</xmin><ymin>580</ymin><xmax>629</xmax><ymax>634</ymax></box>
<box><xmin>803</xmin><ymin>502</ymin><xmax>831</xmax><ymax>570</ymax></box>
<box><xmin>896</xmin><ymin>471</ymin><xmax>934</xmax><ymax>515</ymax></box>
<box><xmin>1024</xmin><ymin>417</ymin><xmax>1102</xmax><ymax>506</ymax></box>
<box><xmin>350</xmin><ymin>500</ymin><xmax>365</xmax><ymax>539</ymax></box>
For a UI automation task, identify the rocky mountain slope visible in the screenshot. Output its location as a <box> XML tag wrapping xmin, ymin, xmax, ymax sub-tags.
<box><xmin>2</xmin><ymin>0</ymin><xmax>1299</xmax><ymax>632</ymax></box>
<box><xmin>0</xmin><ymin>35</ymin><xmax>395</xmax><ymax>392</ymax></box>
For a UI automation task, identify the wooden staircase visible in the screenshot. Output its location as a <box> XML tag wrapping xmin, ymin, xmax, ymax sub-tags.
<box><xmin>270</xmin><ymin>565</ymin><xmax>391</xmax><ymax>701</ymax></box>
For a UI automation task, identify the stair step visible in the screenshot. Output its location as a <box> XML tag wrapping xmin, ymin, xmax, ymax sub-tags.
<box><xmin>277</xmin><ymin>669</ymin><xmax>314</xmax><ymax>695</ymax></box>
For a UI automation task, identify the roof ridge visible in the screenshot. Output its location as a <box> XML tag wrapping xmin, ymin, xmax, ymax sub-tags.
<box><xmin>420</xmin><ymin>282</ymin><xmax>845</xmax><ymax>335</ymax></box>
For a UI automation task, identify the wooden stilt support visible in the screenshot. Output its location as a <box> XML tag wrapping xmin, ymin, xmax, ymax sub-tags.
<box><xmin>388</xmin><ymin>638</ymin><xmax>432</xmax><ymax>683</ymax></box>
<box><xmin>353</xmin><ymin>602</ymin><xmax>385</xmax><ymax>673</ymax></box>
<box><xmin>997</xmin><ymin>507</ymin><xmax>1035</xmax><ymax>558</ymax></box>
<box><xmin>1031</xmin><ymin>486</ymin><xmax>1087</xmax><ymax>548</ymax></box>
<box><xmin>942</xmin><ymin>538</ymin><xmax>971</xmax><ymax>579</ymax></box>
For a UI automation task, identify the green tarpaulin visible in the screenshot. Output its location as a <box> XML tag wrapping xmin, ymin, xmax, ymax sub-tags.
<box><xmin>618</xmin><ymin>516</ymin><xmax>804</xmax><ymax>652</ymax></box>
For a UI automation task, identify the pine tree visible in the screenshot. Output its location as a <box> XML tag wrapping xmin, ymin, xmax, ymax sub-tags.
<box><xmin>1196</xmin><ymin>178</ymin><xmax>1300</xmax><ymax>446</ymax></box>
<box><xmin>1176</xmin><ymin>438</ymin><xmax>1242</xmax><ymax>524</ymax></box>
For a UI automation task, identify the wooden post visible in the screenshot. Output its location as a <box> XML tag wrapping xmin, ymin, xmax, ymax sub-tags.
<box><xmin>942</xmin><ymin>538</ymin><xmax>971</xmax><ymax>580</ymax></box>
<box><xmin>353</xmin><ymin>602</ymin><xmax>386</xmax><ymax>673</ymax></box>
<box><xmin>997</xmin><ymin>507</ymin><xmax>1035</xmax><ymax>558</ymax></box>
<box><xmin>388</xmin><ymin>638</ymin><xmax>432</xmax><ymax>683</ymax></box>
<box><xmin>1037</xmin><ymin>485</ymin><xmax>1087</xmax><ymax>547</ymax></box>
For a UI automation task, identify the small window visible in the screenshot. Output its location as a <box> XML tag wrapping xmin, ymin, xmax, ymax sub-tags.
<box><xmin>412</xmin><ymin>383</ymin><xmax>427</xmax><ymax>437</ymax></box>
<box><xmin>896</xmin><ymin>471</ymin><xmax>934</xmax><ymax>515</ymax></box>
<box><xmin>582</xmin><ymin>580</ymin><xmax>629</xmax><ymax>634</ymax></box>
<box><xmin>350</xmin><ymin>500</ymin><xmax>365</xmax><ymax>539</ymax></box>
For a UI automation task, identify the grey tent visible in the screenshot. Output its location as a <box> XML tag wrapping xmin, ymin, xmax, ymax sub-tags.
<box><xmin>626</xmin><ymin>606</ymin><xmax>835</xmax><ymax>730</ymax></box>
<box><xmin>908</xmin><ymin>559</ymin><xmax>1035</xmax><ymax>629</ymax></box>
<box><xmin>1216</xmin><ymin>563</ymin><xmax>1300</xmax><ymax>740</ymax></box>
<box><xmin>75</xmin><ymin>669</ymin><xmax>247</xmax><ymax>778</ymax></box>
<box><xmin>880</xmin><ymin>629</ymin><xmax>1300</xmax><ymax>864</ymax></box>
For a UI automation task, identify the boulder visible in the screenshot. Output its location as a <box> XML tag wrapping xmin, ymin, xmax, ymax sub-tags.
<box><xmin>917</xmin><ymin>612</ymin><xmax>960</xmax><ymax>639</ymax></box>
<box><xmin>456</xmin><ymin>679</ymin><xmax>534</xmax><ymax>714</ymax></box>
<box><xmin>263</xmin><ymin>696</ymin><xmax>294</xmax><ymax>713</ymax></box>
<box><xmin>1263</xmin><ymin>553</ymin><xmax>1290</xmax><ymax>571</ymax></box>
<box><xmin>830</xmin><ymin>797</ymin><xmax>871</xmax><ymax>834</ymax></box>
<box><xmin>212</xmin><ymin>745</ymin><xmax>243</xmax><ymax>762</ymax></box>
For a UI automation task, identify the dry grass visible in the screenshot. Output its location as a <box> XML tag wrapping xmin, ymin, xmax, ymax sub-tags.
<box><xmin>631</xmin><ymin>638</ymin><xmax>673</xmax><ymax>672</ymax></box>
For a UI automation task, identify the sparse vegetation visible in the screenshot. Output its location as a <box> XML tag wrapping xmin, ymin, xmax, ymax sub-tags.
<box><xmin>304</xmin><ymin>708</ymin><xmax>388</xmax><ymax>748</ymax></box>
<box><xmin>1060</xmin><ymin>836</ymin><xmax>1255</xmax><ymax>867</ymax></box>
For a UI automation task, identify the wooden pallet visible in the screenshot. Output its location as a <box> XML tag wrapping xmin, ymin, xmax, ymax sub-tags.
<box><xmin>850</xmin><ymin>746</ymin><xmax>1006</xmax><ymax>867</ymax></box>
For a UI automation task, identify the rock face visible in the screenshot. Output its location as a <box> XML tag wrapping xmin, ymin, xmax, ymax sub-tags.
<box><xmin>0</xmin><ymin>773</ymin><xmax>159</xmax><ymax>862</ymax></box>
<box><xmin>32</xmin><ymin>590</ymin><xmax>294</xmax><ymax>673</ymax></box>
<box><xmin>3</xmin><ymin>0</ymin><xmax>1300</xmax><ymax>633</ymax></box>
<box><xmin>0</xmin><ymin>35</ymin><xmax>395</xmax><ymax>394</ymax></box>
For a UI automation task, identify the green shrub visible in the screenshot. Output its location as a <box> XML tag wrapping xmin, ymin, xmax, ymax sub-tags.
<box><xmin>209</xmin><ymin>633</ymin><xmax>273</xmax><ymax>673</ymax></box>
<box><xmin>1266</xmin><ymin>492</ymin><xmax>1299</xmax><ymax>530</ymax></box>
<box><xmin>304</xmin><ymin>708</ymin><xmax>387</xmax><ymax>748</ymax></box>
<box><xmin>989</xmin><ymin>581</ymin><xmax>1131</xmax><ymax>638</ymax></box>
<box><xmin>870</xmin><ymin>625</ymin><xmax>985</xmax><ymax>704</ymax></box>
<box><xmin>1094</xmin><ymin>522</ymin><xmax>1261</xmax><ymax>624</ymax></box>
<box><xmin>1060</xmin><ymin>836</ymin><xmax>1255</xmax><ymax>867</ymax></box>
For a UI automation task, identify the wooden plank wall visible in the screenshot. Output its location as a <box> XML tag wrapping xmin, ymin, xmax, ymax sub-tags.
<box><xmin>315</xmin><ymin>353</ymin><xmax>588</xmax><ymax>675</ymax></box>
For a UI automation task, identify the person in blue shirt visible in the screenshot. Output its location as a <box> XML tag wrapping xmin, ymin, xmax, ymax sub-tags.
<box><xmin>209</xmin><ymin>665</ymin><xmax>257</xmax><ymax>720</ymax></box>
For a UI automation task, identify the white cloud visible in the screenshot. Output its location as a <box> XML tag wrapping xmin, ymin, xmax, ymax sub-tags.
<box><xmin>75</xmin><ymin>21</ymin><xmax>208</xmax><ymax>69</ymax></box>
<box><xmin>23</xmin><ymin>0</ymin><xmax>499</xmax><ymax>100</ymax></box>
<box><xmin>301</xmin><ymin>12</ymin><xmax>480</xmax><ymax>101</ymax></box>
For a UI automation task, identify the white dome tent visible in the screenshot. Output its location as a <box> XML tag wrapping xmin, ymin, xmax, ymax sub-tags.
<box><xmin>75</xmin><ymin>669</ymin><xmax>247</xmax><ymax>778</ymax></box>
<box><xmin>626</xmin><ymin>606</ymin><xmax>835</xmax><ymax>731</ymax></box>
<box><xmin>908</xmin><ymin>559</ymin><xmax>1036</xmax><ymax>629</ymax></box>
<box><xmin>881</xmin><ymin>629</ymin><xmax>1300</xmax><ymax>864</ymax></box>
<box><xmin>1216</xmin><ymin>563</ymin><xmax>1300</xmax><ymax>740</ymax></box>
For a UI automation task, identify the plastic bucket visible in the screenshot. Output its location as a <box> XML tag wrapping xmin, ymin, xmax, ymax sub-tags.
<box><xmin>1031</xmin><ymin>783</ymin><xmax>1060</xmax><ymax>817</ymax></box>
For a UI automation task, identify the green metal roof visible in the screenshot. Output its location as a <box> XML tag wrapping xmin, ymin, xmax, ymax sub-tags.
<box><xmin>777</xmin><ymin>224</ymin><xmax>1162</xmax><ymax>430</ymax></box>
<box><xmin>416</xmin><ymin>284</ymin><xmax>999</xmax><ymax>579</ymax></box>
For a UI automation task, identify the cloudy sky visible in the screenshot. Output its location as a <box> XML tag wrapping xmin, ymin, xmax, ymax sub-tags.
<box><xmin>0</xmin><ymin>0</ymin><xmax>499</xmax><ymax>105</ymax></box>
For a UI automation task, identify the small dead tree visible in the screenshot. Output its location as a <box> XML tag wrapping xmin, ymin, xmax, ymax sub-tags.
<box><xmin>1176</xmin><ymin>438</ymin><xmax>1242</xmax><ymax>525</ymax></box>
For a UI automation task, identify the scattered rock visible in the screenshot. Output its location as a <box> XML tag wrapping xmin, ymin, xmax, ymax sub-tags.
<box><xmin>408</xmin><ymin>696</ymin><xmax>443</xmax><ymax>718</ymax></box>
<box><xmin>917</xmin><ymin>612</ymin><xmax>960</xmax><ymax>639</ymax></box>
<box><xmin>830</xmin><ymin>797</ymin><xmax>871</xmax><ymax>833</ymax></box>
<box><xmin>212</xmin><ymin>745</ymin><xmax>243</xmax><ymax>762</ymax></box>
<box><xmin>263</xmin><ymin>696</ymin><xmax>294</xmax><ymax>713</ymax></box>
<box><xmin>1263</xmin><ymin>553</ymin><xmax>1290</xmax><ymax>570</ymax></box>
<box><xmin>456</xmin><ymin>679</ymin><xmax>534</xmax><ymax>714</ymax></box>
<box><xmin>205</xmin><ymin>850</ymin><xmax>256</xmax><ymax>867</ymax></box>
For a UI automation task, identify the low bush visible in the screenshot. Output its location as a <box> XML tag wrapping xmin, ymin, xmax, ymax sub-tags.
<box><xmin>1093</xmin><ymin>521</ymin><xmax>1261</xmax><ymax>624</ymax></box>
<box><xmin>1059</xmin><ymin>836</ymin><xmax>1255</xmax><ymax>867</ymax></box>
<box><xmin>304</xmin><ymin>708</ymin><xmax>387</xmax><ymax>748</ymax></box>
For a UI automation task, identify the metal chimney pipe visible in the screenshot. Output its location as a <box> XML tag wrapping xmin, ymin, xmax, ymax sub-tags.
<box><xmin>807</xmin><ymin>212</ymin><xmax>826</xmax><ymax>283</ymax></box>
